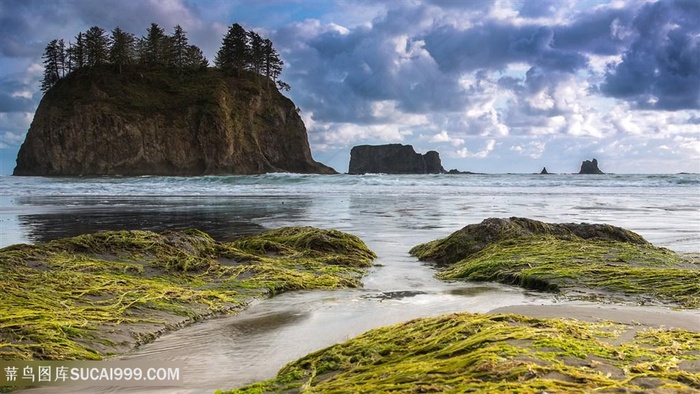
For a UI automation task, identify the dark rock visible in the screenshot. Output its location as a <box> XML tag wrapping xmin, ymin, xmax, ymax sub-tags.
<box><xmin>540</xmin><ymin>167</ymin><xmax>549</xmax><ymax>174</ymax></box>
<box><xmin>410</xmin><ymin>217</ymin><xmax>648</xmax><ymax>266</ymax></box>
<box><xmin>14</xmin><ymin>67</ymin><xmax>336</xmax><ymax>176</ymax></box>
<box><xmin>447</xmin><ymin>169</ymin><xmax>477</xmax><ymax>174</ymax></box>
<box><xmin>579</xmin><ymin>158</ymin><xmax>604</xmax><ymax>174</ymax></box>
<box><xmin>348</xmin><ymin>144</ymin><xmax>445</xmax><ymax>174</ymax></box>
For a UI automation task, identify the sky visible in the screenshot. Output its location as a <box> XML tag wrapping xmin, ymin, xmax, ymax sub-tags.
<box><xmin>0</xmin><ymin>0</ymin><xmax>699</xmax><ymax>174</ymax></box>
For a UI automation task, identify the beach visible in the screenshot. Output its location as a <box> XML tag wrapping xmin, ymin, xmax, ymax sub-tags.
<box><xmin>1</xmin><ymin>173</ymin><xmax>698</xmax><ymax>393</ymax></box>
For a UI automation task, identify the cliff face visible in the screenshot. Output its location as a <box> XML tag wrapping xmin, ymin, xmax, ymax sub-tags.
<box><xmin>14</xmin><ymin>67</ymin><xmax>335</xmax><ymax>176</ymax></box>
<box><xmin>348</xmin><ymin>144</ymin><xmax>446</xmax><ymax>174</ymax></box>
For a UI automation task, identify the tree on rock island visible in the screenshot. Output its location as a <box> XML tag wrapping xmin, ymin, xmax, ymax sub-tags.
<box><xmin>215</xmin><ymin>23</ymin><xmax>289</xmax><ymax>90</ymax></box>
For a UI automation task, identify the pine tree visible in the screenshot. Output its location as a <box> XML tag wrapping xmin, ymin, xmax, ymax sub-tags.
<box><xmin>109</xmin><ymin>27</ymin><xmax>136</xmax><ymax>73</ymax></box>
<box><xmin>215</xmin><ymin>23</ymin><xmax>249</xmax><ymax>73</ymax></box>
<box><xmin>248</xmin><ymin>31</ymin><xmax>265</xmax><ymax>74</ymax></box>
<box><xmin>171</xmin><ymin>25</ymin><xmax>189</xmax><ymax>68</ymax></box>
<box><xmin>262</xmin><ymin>38</ymin><xmax>281</xmax><ymax>79</ymax></box>
<box><xmin>84</xmin><ymin>26</ymin><xmax>110</xmax><ymax>66</ymax></box>
<box><xmin>68</xmin><ymin>32</ymin><xmax>86</xmax><ymax>71</ymax></box>
<box><xmin>56</xmin><ymin>39</ymin><xmax>66</xmax><ymax>78</ymax></box>
<box><xmin>139</xmin><ymin>23</ymin><xmax>168</xmax><ymax>67</ymax></box>
<box><xmin>41</xmin><ymin>39</ymin><xmax>64</xmax><ymax>92</ymax></box>
<box><xmin>184</xmin><ymin>45</ymin><xmax>208</xmax><ymax>69</ymax></box>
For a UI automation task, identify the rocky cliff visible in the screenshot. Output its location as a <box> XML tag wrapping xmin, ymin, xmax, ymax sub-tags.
<box><xmin>578</xmin><ymin>158</ymin><xmax>604</xmax><ymax>174</ymax></box>
<box><xmin>14</xmin><ymin>67</ymin><xmax>335</xmax><ymax>176</ymax></box>
<box><xmin>348</xmin><ymin>144</ymin><xmax>445</xmax><ymax>174</ymax></box>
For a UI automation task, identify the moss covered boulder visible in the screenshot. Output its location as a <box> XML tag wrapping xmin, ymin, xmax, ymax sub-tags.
<box><xmin>220</xmin><ymin>313</ymin><xmax>700</xmax><ymax>393</ymax></box>
<box><xmin>0</xmin><ymin>227</ymin><xmax>375</xmax><ymax>360</ymax></box>
<box><xmin>410</xmin><ymin>217</ymin><xmax>700</xmax><ymax>308</ymax></box>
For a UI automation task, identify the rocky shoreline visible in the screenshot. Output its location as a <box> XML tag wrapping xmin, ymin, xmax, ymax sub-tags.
<box><xmin>222</xmin><ymin>218</ymin><xmax>699</xmax><ymax>393</ymax></box>
<box><xmin>223</xmin><ymin>310</ymin><xmax>700</xmax><ymax>393</ymax></box>
<box><xmin>2</xmin><ymin>219</ymin><xmax>698</xmax><ymax>393</ymax></box>
<box><xmin>0</xmin><ymin>227</ymin><xmax>376</xmax><ymax>361</ymax></box>
<box><xmin>410</xmin><ymin>217</ymin><xmax>699</xmax><ymax>308</ymax></box>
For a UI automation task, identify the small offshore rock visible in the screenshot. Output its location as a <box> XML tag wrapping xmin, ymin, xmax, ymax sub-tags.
<box><xmin>348</xmin><ymin>144</ymin><xmax>445</xmax><ymax>174</ymax></box>
<box><xmin>579</xmin><ymin>158</ymin><xmax>604</xmax><ymax>174</ymax></box>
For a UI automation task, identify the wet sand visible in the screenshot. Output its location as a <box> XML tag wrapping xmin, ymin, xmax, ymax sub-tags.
<box><xmin>489</xmin><ymin>304</ymin><xmax>700</xmax><ymax>331</ymax></box>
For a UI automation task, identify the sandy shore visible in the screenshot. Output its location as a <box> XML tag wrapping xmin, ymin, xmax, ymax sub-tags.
<box><xmin>489</xmin><ymin>304</ymin><xmax>700</xmax><ymax>331</ymax></box>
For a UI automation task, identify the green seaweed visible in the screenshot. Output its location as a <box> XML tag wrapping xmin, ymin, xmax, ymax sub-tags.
<box><xmin>219</xmin><ymin>313</ymin><xmax>700</xmax><ymax>393</ymax></box>
<box><xmin>410</xmin><ymin>218</ymin><xmax>700</xmax><ymax>308</ymax></box>
<box><xmin>0</xmin><ymin>226</ymin><xmax>375</xmax><ymax>361</ymax></box>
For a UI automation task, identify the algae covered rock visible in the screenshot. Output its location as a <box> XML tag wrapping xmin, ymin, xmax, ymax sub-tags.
<box><xmin>410</xmin><ymin>217</ymin><xmax>700</xmax><ymax>308</ymax></box>
<box><xmin>0</xmin><ymin>226</ymin><xmax>375</xmax><ymax>360</ymax></box>
<box><xmin>222</xmin><ymin>312</ymin><xmax>700</xmax><ymax>393</ymax></box>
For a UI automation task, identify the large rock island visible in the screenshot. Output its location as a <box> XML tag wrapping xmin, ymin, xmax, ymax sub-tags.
<box><xmin>348</xmin><ymin>144</ymin><xmax>445</xmax><ymax>174</ymax></box>
<box><xmin>14</xmin><ymin>67</ymin><xmax>335</xmax><ymax>176</ymax></box>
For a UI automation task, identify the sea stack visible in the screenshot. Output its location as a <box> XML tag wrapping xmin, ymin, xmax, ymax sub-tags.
<box><xmin>540</xmin><ymin>167</ymin><xmax>549</xmax><ymax>174</ymax></box>
<box><xmin>348</xmin><ymin>144</ymin><xmax>445</xmax><ymax>174</ymax></box>
<box><xmin>14</xmin><ymin>67</ymin><xmax>336</xmax><ymax>176</ymax></box>
<box><xmin>579</xmin><ymin>159</ymin><xmax>604</xmax><ymax>174</ymax></box>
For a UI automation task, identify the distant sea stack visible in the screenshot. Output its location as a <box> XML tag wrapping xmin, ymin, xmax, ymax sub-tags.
<box><xmin>578</xmin><ymin>159</ymin><xmax>604</xmax><ymax>174</ymax></box>
<box><xmin>13</xmin><ymin>67</ymin><xmax>336</xmax><ymax>176</ymax></box>
<box><xmin>348</xmin><ymin>144</ymin><xmax>445</xmax><ymax>174</ymax></box>
<box><xmin>540</xmin><ymin>167</ymin><xmax>549</xmax><ymax>174</ymax></box>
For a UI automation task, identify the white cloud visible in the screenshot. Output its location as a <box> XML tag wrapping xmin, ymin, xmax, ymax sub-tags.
<box><xmin>429</xmin><ymin>130</ymin><xmax>464</xmax><ymax>146</ymax></box>
<box><xmin>510</xmin><ymin>140</ymin><xmax>547</xmax><ymax>159</ymax></box>
<box><xmin>673</xmin><ymin>135</ymin><xmax>700</xmax><ymax>155</ymax></box>
<box><xmin>453</xmin><ymin>139</ymin><xmax>496</xmax><ymax>158</ymax></box>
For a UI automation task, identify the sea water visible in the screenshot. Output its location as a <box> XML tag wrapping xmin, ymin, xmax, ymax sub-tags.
<box><xmin>1</xmin><ymin>173</ymin><xmax>698</xmax><ymax>251</ymax></box>
<box><xmin>3</xmin><ymin>173</ymin><xmax>699</xmax><ymax>393</ymax></box>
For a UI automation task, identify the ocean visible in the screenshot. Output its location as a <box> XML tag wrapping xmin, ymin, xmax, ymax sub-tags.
<box><xmin>1</xmin><ymin>173</ymin><xmax>698</xmax><ymax>251</ymax></box>
<box><xmin>4</xmin><ymin>173</ymin><xmax>700</xmax><ymax>393</ymax></box>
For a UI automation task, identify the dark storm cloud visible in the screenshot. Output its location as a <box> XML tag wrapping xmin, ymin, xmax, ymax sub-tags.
<box><xmin>276</xmin><ymin>4</ymin><xmax>471</xmax><ymax>123</ymax></box>
<box><xmin>601</xmin><ymin>0</ymin><xmax>700</xmax><ymax>110</ymax></box>
<box><xmin>553</xmin><ymin>7</ymin><xmax>632</xmax><ymax>56</ymax></box>
<box><xmin>422</xmin><ymin>22</ymin><xmax>594</xmax><ymax>76</ymax></box>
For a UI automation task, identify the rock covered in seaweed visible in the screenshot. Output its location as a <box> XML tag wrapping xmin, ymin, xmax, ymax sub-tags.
<box><xmin>410</xmin><ymin>217</ymin><xmax>699</xmax><ymax>308</ymax></box>
<box><xmin>0</xmin><ymin>226</ymin><xmax>375</xmax><ymax>360</ymax></box>
<box><xmin>410</xmin><ymin>217</ymin><xmax>648</xmax><ymax>266</ymax></box>
<box><xmin>223</xmin><ymin>312</ymin><xmax>700</xmax><ymax>393</ymax></box>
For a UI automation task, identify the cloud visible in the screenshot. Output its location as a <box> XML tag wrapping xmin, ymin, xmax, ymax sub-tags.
<box><xmin>454</xmin><ymin>139</ymin><xmax>496</xmax><ymax>158</ymax></box>
<box><xmin>510</xmin><ymin>140</ymin><xmax>547</xmax><ymax>159</ymax></box>
<box><xmin>1</xmin><ymin>0</ymin><xmax>699</xmax><ymax>174</ymax></box>
<box><xmin>601</xmin><ymin>0</ymin><xmax>700</xmax><ymax>110</ymax></box>
<box><xmin>0</xmin><ymin>112</ymin><xmax>33</xmax><ymax>148</ymax></box>
<box><xmin>429</xmin><ymin>130</ymin><xmax>464</xmax><ymax>146</ymax></box>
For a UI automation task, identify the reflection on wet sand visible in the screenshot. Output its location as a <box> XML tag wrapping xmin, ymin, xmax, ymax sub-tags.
<box><xmin>224</xmin><ymin>311</ymin><xmax>309</xmax><ymax>337</ymax></box>
<box><xmin>14</xmin><ymin>196</ymin><xmax>313</xmax><ymax>243</ymax></box>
